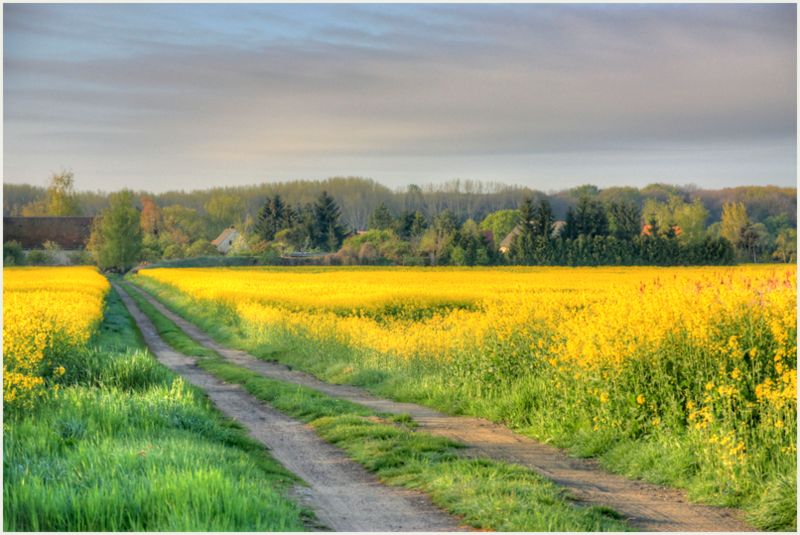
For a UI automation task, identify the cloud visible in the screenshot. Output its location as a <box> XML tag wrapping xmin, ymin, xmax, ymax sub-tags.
<box><xmin>3</xmin><ymin>3</ymin><xmax>796</xmax><ymax>191</ymax></box>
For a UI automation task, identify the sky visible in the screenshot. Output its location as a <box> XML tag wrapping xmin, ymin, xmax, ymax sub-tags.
<box><xmin>3</xmin><ymin>2</ymin><xmax>797</xmax><ymax>193</ymax></box>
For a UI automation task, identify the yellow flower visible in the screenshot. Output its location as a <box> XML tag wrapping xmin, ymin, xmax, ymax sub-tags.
<box><xmin>134</xmin><ymin>264</ymin><xmax>797</xmax><ymax>464</ymax></box>
<box><xmin>3</xmin><ymin>266</ymin><xmax>108</xmax><ymax>410</ymax></box>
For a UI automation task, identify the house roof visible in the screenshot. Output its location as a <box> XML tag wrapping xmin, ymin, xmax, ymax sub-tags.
<box><xmin>211</xmin><ymin>227</ymin><xmax>238</xmax><ymax>246</ymax></box>
<box><xmin>499</xmin><ymin>225</ymin><xmax>522</xmax><ymax>250</ymax></box>
<box><xmin>499</xmin><ymin>220</ymin><xmax>567</xmax><ymax>250</ymax></box>
<box><xmin>3</xmin><ymin>216</ymin><xmax>95</xmax><ymax>249</ymax></box>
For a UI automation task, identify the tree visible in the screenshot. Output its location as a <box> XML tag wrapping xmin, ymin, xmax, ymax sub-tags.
<box><xmin>720</xmin><ymin>202</ymin><xmax>749</xmax><ymax>249</ymax></box>
<box><xmin>404</xmin><ymin>184</ymin><xmax>426</xmax><ymax>214</ymax></box>
<box><xmin>187</xmin><ymin>239</ymin><xmax>218</xmax><ymax>257</ymax></box>
<box><xmin>433</xmin><ymin>210</ymin><xmax>459</xmax><ymax>235</ymax></box>
<box><xmin>453</xmin><ymin>219</ymin><xmax>495</xmax><ymax>266</ymax></box>
<box><xmin>255</xmin><ymin>195</ymin><xmax>294</xmax><ymax>241</ymax></box>
<box><xmin>509</xmin><ymin>197</ymin><xmax>537</xmax><ymax>264</ymax></box>
<box><xmin>418</xmin><ymin>210</ymin><xmax>458</xmax><ymax>265</ymax></box>
<box><xmin>22</xmin><ymin>170</ymin><xmax>82</xmax><ymax>216</ymax></box>
<box><xmin>162</xmin><ymin>205</ymin><xmax>205</xmax><ymax>245</ymax></box>
<box><xmin>564</xmin><ymin>197</ymin><xmax>609</xmax><ymax>239</ymax></box>
<box><xmin>313</xmin><ymin>191</ymin><xmax>345</xmax><ymax>250</ymax></box>
<box><xmin>479</xmin><ymin>209</ymin><xmax>519</xmax><ymax>247</ymax></box>
<box><xmin>205</xmin><ymin>193</ymin><xmax>245</xmax><ymax>234</ymax></box>
<box><xmin>607</xmin><ymin>201</ymin><xmax>641</xmax><ymax>240</ymax></box>
<box><xmin>409</xmin><ymin>211</ymin><xmax>427</xmax><ymax>238</ymax></box>
<box><xmin>531</xmin><ymin>199</ymin><xmax>554</xmax><ymax>238</ymax></box>
<box><xmin>46</xmin><ymin>170</ymin><xmax>82</xmax><ymax>215</ymax></box>
<box><xmin>140</xmin><ymin>195</ymin><xmax>162</xmax><ymax>236</ymax></box>
<box><xmin>764</xmin><ymin>213</ymin><xmax>792</xmax><ymax>236</ymax></box>
<box><xmin>3</xmin><ymin>241</ymin><xmax>25</xmax><ymax>266</ymax></box>
<box><xmin>642</xmin><ymin>195</ymin><xmax>708</xmax><ymax>242</ymax></box>
<box><xmin>773</xmin><ymin>228</ymin><xmax>797</xmax><ymax>263</ymax></box>
<box><xmin>290</xmin><ymin>203</ymin><xmax>318</xmax><ymax>251</ymax></box>
<box><xmin>567</xmin><ymin>184</ymin><xmax>600</xmax><ymax>200</ymax></box>
<box><xmin>368</xmin><ymin>202</ymin><xmax>394</xmax><ymax>230</ymax></box>
<box><xmin>676</xmin><ymin>198</ymin><xmax>710</xmax><ymax>242</ymax></box>
<box><xmin>392</xmin><ymin>210</ymin><xmax>414</xmax><ymax>238</ymax></box>
<box><xmin>89</xmin><ymin>190</ymin><xmax>142</xmax><ymax>272</ymax></box>
<box><xmin>510</xmin><ymin>197</ymin><xmax>557</xmax><ymax>265</ymax></box>
<box><xmin>739</xmin><ymin>222</ymin><xmax>770</xmax><ymax>263</ymax></box>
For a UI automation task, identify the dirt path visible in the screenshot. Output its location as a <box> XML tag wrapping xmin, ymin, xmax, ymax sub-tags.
<box><xmin>114</xmin><ymin>284</ymin><xmax>464</xmax><ymax>532</ymax></box>
<box><xmin>127</xmin><ymin>282</ymin><xmax>756</xmax><ymax>532</ymax></box>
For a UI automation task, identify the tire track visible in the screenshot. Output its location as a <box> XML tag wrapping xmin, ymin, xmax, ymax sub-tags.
<box><xmin>115</xmin><ymin>284</ymin><xmax>464</xmax><ymax>532</ymax></box>
<box><xmin>127</xmin><ymin>281</ymin><xmax>756</xmax><ymax>532</ymax></box>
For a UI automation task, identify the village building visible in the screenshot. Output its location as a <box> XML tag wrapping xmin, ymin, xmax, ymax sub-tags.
<box><xmin>498</xmin><ymin>220</ymin><xmax>566</xmax><ymax>254</ymax></box>
<box><xmin>498</xmin><ymin>226</ymin><xmax>521</xmax><ymax>254</ymax></box>
<box><xmin>211</xmin><ymin>226</ymin><xmax>239</xmax><ymax>254</ymax></box>
<box><xmin>3</xmin><ymin>216</ymin><xmax>95</xmax><ymax>264</ymax></box>
<box><xmin>3</xmin><ymin>216</ymin><xmax>94</xmax><ymax>249</ymax></box>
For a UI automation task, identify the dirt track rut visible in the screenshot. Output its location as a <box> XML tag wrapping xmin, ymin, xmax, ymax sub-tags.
<box><xmin>115</xmin><ymin>284</ymin><xmax>463</xmax><ymax>532</ymax></box>
<box><xmin>127</xmin><ymin>282</ymin><xmax>756</xmax><ymax>532</ymax></box>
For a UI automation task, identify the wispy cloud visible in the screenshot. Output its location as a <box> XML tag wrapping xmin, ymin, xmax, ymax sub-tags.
<box><xmin>3</xmin><ymin>3</ymin><xmax>796</xmax><ymax>191</ymax></box>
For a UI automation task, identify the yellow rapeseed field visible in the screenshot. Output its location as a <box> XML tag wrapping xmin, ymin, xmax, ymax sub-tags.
<box><xmin>3</xmin><ymin>266</ymin><xmax>109</xmax><ymax>409</ymax></box>
<box><xmin>140</xmin><ymin>265</ymin><xmax>796</xmax><ymax>487</ymax></box>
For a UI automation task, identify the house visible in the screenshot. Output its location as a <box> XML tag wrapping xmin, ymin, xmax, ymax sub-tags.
<box><xmin>211</xmin><ymin>226</ymin><xmax>239</xmax><ymax>254</ymax></box>
<box><xmin>3</xmin><ymin>216</ymin><xmax>96</xmax><ymax>265</ymax></box>
<box><xmin>498</xmin><ymin>226</ymin><xmax>522</xmax><ymax>254</ymax></box>
<box><xmin>498</xmin><ymin>221</ymin><xmax>566</xmax><ymax>254</ymax></box>
<box><xmin>3</xmin><ymin>216</ymin><xmax>95</xmax><ymax>250</ymax></box>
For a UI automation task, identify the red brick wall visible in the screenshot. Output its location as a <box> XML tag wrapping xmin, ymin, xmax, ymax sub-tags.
<box><xmin>3</xmin><ymin>217</ymin><xmax>95</xmax><ymax>249</ymax></box>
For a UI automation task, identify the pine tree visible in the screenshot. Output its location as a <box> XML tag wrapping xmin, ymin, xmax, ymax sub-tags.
<box><xmin>393</xmin><ymin>210</ymin><xmax>415</xmax><ymax>238</ymax></box>
<box><xmin>255</xmin><ymin>195</ymin><xmax>295</xmax><ymax>241</ymax></box>
<box><xmin>510</xmin><ymin>196</ymin><xmax>537</xmax><ymax>264</ymax></box>
<box><xmin>368</xmin><ymin>202</ymin><xmax>394</xmax><ymax>230</ymax></box>
<box><xmin>313</xmin><ymin>191</ymin><xmax>345</xmax><ymax>250</ymax></box>
<box><xmin>564</xmin><ymin>196</ymin><xmax>609</xmax><ymax>238</ymax></box>
<box><xmin>608</xmin><ymin>201</ymin><xmax>641</xmax><ymax>240</ymax></box>
<box><xmin>409</xmin><ymin>211</ymin><xmax>427</xmax><ymax>237</ymax></box>
<box><xmin>531</xmin><ymin>198</ymin><xmax>554</xmax><ymax>238</ymax></box>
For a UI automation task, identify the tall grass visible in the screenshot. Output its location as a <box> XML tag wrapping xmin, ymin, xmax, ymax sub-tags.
<box><xmin>131</xmin><ymin>268</ymin><xmax>797</xmax><ymax>531</ymax></box>
<box><xmin>3</xmin><ymin>288</ymin><xmax>308</xmax><ymax>531</ymax></box>
<box><xmin>120</xmin><ymin>281</ymin><xmax>629</xmax><ymax>531</ymax></box>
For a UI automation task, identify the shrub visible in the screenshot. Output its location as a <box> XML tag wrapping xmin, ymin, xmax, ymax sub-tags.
<box><xmin>186</xmin><ymin>239</ymin><xmax>218</xmax><ymax>258</ymax></box>
<box><xmin>67</xmin><ymin>250</ymin><xmax>94</xmax><ymax>266</ymax></box>
<box><xmin>25</xmin><ymin>250</ymin><xmax>54</xmax><ymax>266</ymax></box>
<box><xmin>162</xmin><ymin>244</ymin><xmax>186</xmax><ymax>260</ymax></box>
<box><xmin>3</xmin><ymin>241</ymin><xmax>25</xmax><ymax>266</ymax></box>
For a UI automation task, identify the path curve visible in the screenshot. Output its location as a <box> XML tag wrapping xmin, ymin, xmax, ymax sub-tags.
<box><xmin>128</xmin><ymin>282</ymin><xmax>756</xmax><ymax>532</ymax></box>
<box><xmin>115</xmin><ymin>284</ymin><xmax>464</xmax><ymax>532</ymax></box>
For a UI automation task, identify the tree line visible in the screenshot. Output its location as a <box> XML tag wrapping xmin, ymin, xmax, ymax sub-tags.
<box><xmin>2</xmin><ymin>171</ymin><xmax>796</xmax><ymax>270</ymax></box>
<box><xmin>5</xmin><ymin>174</ymin><xmax>795</xmax><ymax>229</ymax></box>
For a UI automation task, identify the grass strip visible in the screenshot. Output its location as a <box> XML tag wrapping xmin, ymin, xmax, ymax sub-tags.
<box><xmin>3</xmin><ymin>285</ymin><xmax>309</xmax><ymax>532</ymax></box>
<box><xmin>121</xmin><ymin>281</ymin><xmax>629</xmax><ymax>531</ymax></box>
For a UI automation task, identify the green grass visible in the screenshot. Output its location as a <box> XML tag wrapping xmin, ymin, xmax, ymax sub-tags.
<box><xmin>130</xmin><ymin>274</ymin><xmax>796</xmax><ymax>531</ymax></box>
<box><xmin>3</xmin><ymin>287</ymin><xmax>309</xmax><ymax>532</ymax></box>
<box><xmin>120</xmin><ymin>281</ymin><xmax>628</xmax><ymax>531</ymax></box>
